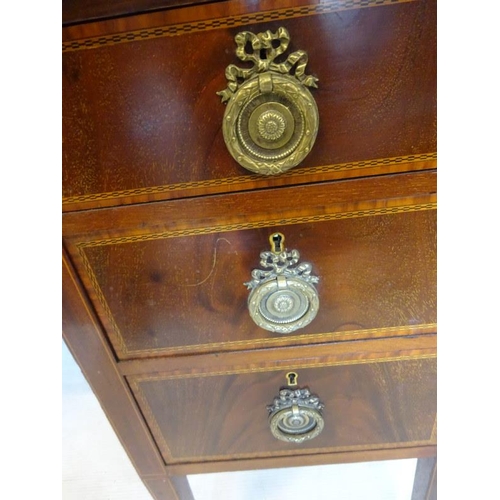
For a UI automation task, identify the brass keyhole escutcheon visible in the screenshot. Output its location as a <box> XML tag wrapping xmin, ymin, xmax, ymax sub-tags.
<box><xmin>270</xmin><ymin>232</ymin><xmax>285</xmax><ymax>253</ymax></box>
<box><xmin>286</xmin><ymin>372</ymin><xmax>298</xmax><ymax>386</ymax></box>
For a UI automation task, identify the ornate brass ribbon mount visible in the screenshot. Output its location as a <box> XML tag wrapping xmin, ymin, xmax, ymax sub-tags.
<box><xmin>217</xmin><ymin>27</ymin><xmax>319</xmax><ymax>175</ymax></box>
<box><xmin>245</xmin><ymin>233</ymin><xmax>320</xmax><ymax>334</ymax></box>
<box><xmin>267</xmin><ymin>387</ymin><xmax>325</xmax><ymax>443</ymax></box>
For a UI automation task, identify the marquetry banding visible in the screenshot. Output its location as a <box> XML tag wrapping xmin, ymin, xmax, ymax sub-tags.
<box><xmin>62</xmin><ymin>152</ymin><xmax>436</xmax><ymax>206</ymax></box>
<box><xmin>159</xmin><ymin>440</ymin><xmax>435</xmax><ymax>464</ymax></box>
<box><xmin>78</xmin><ymin>202</ymin><xmax>437</xmax><ymax>249</ymax></box>
<box><xmin>78</xmin><ymin>246</ymin><xmax>129</xmax><ymax>354</ymax></box>
<box><xmin>430</xmin><ymin>417</ymin><xmax>437</xmax><ymax>441</ymax></box>
<box><xmin>75</xmin><ymin>202</ymin><xmax>436</xmax><ymax>357</ymax></box>
<box><xmin>62</xmin><ymin>0</ymin><xmax>415</xmax><ymax>53</ymax></box>
<box><xmin>128</xmin><ymin>354</ymin><xmax>436</xmax><ymax>463</ymax></box>
<box><xmin>128</xmin><ymin>378</ymin><xmax>175</xmax><ymax>462</ymax></box>
<box><xmin>123</xmin><ymin>324</ymin><xmax>437</xmax><ymax>357</ymax></box>
<box><xmin>131</xmin><ymin>353</ymin><xmax>437</xmax><ymax>381</ymax></box>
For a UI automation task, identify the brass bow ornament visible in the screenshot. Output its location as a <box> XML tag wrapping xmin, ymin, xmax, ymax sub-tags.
<box><xmin>217</xmin><ymin>27</ymin><xmax>319</xmax><ymax>103</ymax></box>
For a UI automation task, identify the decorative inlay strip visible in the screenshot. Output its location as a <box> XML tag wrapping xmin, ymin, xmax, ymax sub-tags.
<box><xmin>62</xmin><ymin>0</ymin><xmax>413</xmax><ymax>53</ymax></box>
<box><xmin>163</xmin><ymin>440</ymin><xmax>435</xmax><ymax>464</ymax></box>
<box><xmin>430</xmin><ymin>417</ymin><xmax>437</xmax><ymax>441</ymax></box>
<box><xmin>76</xmin><ymin>202</ymin><xmax>436</xmax><ymax>356</ymax></box>
<box><xmin>129</xmin><ymin>377</ymin><xmax>176</xmax><ymax>460</ymax></box>
<box><xmin>78</xmin><ymin>244</ymin><xmax>129</xmax><ymax>354</ymax></box>
<box><xmin>63</xmin><ymin>152</ymin><xmax>436</xmax><ymax>206</ymax></box>
<box><xmin>134</xmin><ymin>353</ymin><xmax>437</xmax><ymax>381</ymax></box>
<box><xmin>129</xmin><ymin>354</ymin><xmax>436</xmax><ymax>462</ymax></box>
<box><xmin>125</xmin><ymin>324</ymin><xmax>437</xmax><ymax>356</ymax></box>
<box><xmin>79</xmin><ymin>202</ymin><xmax>437</xmax><ymax>249</ymax></box>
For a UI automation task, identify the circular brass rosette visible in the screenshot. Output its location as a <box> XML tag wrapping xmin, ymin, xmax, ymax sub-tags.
<box><xmin>247</xmin><ymin>276</ymin><xmax>319</xmax><ymax>334</ymax></box>
<box><xmin>221</xmin><ymin>72</ymin><xmax>319</xmax><ymax>175</ymax></box>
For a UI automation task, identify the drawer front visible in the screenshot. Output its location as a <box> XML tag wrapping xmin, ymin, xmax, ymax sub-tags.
<box><xmin>127</xmin><ymin>341</ymin><xmax>437</xmax><ymax>466</ymax></box>
<box><xmin>63</xmin><ymin>0</ymin><xmax>217</xmax><ymax>25</ymax></box>
<box><xmin>63</xmin><ymin>174</ymin><xmax>436</xmax><ymax>360</ymax></box>
<box><xmin>62</xmin><ymin>0</ymin><xmax>436</xmax><ymax>210</ymax></box>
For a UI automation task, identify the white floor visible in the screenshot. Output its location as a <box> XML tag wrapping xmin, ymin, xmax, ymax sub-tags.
<box><xmin>62</xmin><ymin>342</ymin><xmax>153</xmax><ymax>500</ymax></box>
<box><xmin>62</xmin><ymin>341</ymin><xmax>417</xmax><ymax>500</ymax></box>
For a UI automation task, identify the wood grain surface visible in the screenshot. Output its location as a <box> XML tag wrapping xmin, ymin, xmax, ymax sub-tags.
<box><xmin>62</xmin><ymin>0</ymin><xmax>416</xmax><ymax>44</ymax></box>
<box><xmin>62</xmin><ymin>0</ymin><xmax>437</xmax><ymax>493</ymax></box>
<box><xmin>62</xmin><ymin>0</ymin><xmax>436</xmax><ymax>210</ymax></box>
<box><xmin>168</xmin><ymin>445</ymin><xmax>437</xmax><ymax>476</ymax></box>
<box><xmin>63</xmin><ymin>249</ymin><xmax>167</xmax><ymax>475</ymax></box>
<box><xmin>63</xmin><ymin>172</ymin><xmax>436</xmax><ymax>359</ymax></box>
<box><xmin>63</xmin><ymin>0</ymin><xmax>221</xmax><ymax>26</ymax></box>
<box><xmin>144</xmin><ymin>476</ymin><xmax>195</xmax><ymax>500</ymax></box>
<box><xmin>127</xmin><ymin>344</ymin><xmax>436</xmax><ymax>463</ymax></box>
<box><xmin>62</xmin><ymin>170</ymin><xmax>436</xmax><ymax>238</ymax></box>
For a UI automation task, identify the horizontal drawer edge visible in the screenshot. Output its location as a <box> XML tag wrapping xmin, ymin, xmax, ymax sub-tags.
<box><xmin>165</xmin><ymin>444</ymin><xmax>437</xmax><ymax>475</ymax></box>
<box><xmin>119</xmin><ymin>334</ymin><xmax>437</xmax><ymax>377</ymax></box>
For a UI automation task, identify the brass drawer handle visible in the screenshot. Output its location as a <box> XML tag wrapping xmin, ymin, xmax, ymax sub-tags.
<box><xmin>267</xmin><ymin>386</ymin><xmax>325</xmax><ymax>443</ymax></box>
<box><xmin>245</xmin><ymin>233</ymin><xmax>320</xmax><ymax>333</ymax></box>
<box><xmin>217</xmin><ymin>27</ymin><xmax>319</xmax><ymax>175</ymax></box>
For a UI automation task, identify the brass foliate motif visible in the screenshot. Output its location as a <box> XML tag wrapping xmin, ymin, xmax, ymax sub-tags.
<box><xmin>267</xmin><ymin>387</ymin><xmax>325</xmax><ymax>443</ymax></box>
<box><xmin>245</xmin><ymin>233</ymin><xmax>320</xmax><ymax>333</ymax></box>
<box><xmin>217</xmin><ymin>27</ymin><xmax>319</xmax><ymax>175</ymax></box>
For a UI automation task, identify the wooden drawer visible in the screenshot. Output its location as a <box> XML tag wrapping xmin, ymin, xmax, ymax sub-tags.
<box><xmin>62</xmin><ymin>0</ymin><xmax>436</xmax><ymax>211</ymax></box>
<box><xmin>62</xmin><ymin>1</ymin><xmax>437</xmax><ymax>497</ymax></box>
<box><xmin>63</xmin><ymin>172</ymin><xmax>436</xmax><ymax>360</ymax></box>
<box><xmin>121</xmin><ymin>335</ymin><xmax>436</xmax><ymax>473</ymax></box>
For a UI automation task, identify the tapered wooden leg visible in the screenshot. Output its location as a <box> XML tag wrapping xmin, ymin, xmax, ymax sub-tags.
<box><xmin>411</xmin><ymin>456</ymin><xmax>437</xmax><ymax>500</ymax></box>
<box><xmin>144</xmin><ymin>476</ymin><xmax>195</xmax><ymax>500</ymax></box>
<box><xmin>64</xmin><ymin>249</ymin><xmax>196</xmax><ymax>499</ymax></box>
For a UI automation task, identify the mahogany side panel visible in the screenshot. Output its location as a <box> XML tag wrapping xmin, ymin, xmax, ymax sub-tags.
<box><xmin>63</xmin><ymin>248</ymin><xmax>183</xmax><ymax>496</ymax></box>
<box><xmin>62</xmin><ymin>0</ymin><xmax>436</xmax><ymax>209</ymax></box>
<box><xmin>64</xmin><ymin>247</ymin><xmax>199</xmax><ymax>498</ymax></box>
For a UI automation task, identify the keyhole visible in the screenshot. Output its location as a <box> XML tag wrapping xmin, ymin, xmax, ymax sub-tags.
<box><xmin>286</xmin><ymin>372</ymin><xmax>298</xmax><ymax>386</ymax></box>
<box><xmin>270</xmin><ymin>232</ymin><xmax>285</xmax><ymax>253</ymax></box>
